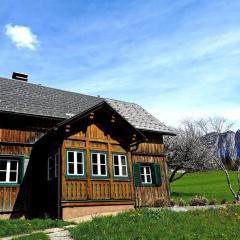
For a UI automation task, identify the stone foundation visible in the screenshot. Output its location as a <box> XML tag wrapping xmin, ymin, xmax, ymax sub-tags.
<box><xmin>0</xmin><ymin>212</ymin><xmax>26</xmax><ymax>220</ymax></box>
<box><xmin>62</xmin><ymin>204</ymin><xmax>134</xmax><ymax>220</ymax></box>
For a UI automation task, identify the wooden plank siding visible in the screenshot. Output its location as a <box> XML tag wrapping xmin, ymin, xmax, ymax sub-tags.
<box><xmin>0</xmin><ymin>129</ymin><xmax>43</xmax><ymax>144</ymax></box>
<box><xmin>0</xmin><ymin>187</ymin><xmax>19</xmax><ymax>212</ymax></box>
<box><xmin>61</xmin><ymin>121</ymin><xmax>134</xmax><ymax>206</ymax></box>
<box><xmin>132</xmin><ymin>141</ymin><xmax>170</xmax><ymax>207</ymax></box>
<box><xmin>0</xmin><ymin>114</ymin><xmax>58</xmax><ymax>215</ymax></box>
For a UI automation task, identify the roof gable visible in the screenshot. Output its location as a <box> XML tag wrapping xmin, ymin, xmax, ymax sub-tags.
<box><xmin>38</xmin><ymin>101</ymin><xmax>145</xmax><ymax>146</ymax></box>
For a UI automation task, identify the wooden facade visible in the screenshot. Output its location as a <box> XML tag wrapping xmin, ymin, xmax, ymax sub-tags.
<box><xmin>0</xmin><ymin>102</ymin><xmax>171</xmax><ymax>219</ymax></box>
<box><xmin>0</xmin><ymin>112</ymin><xmax>59</xmax><ymax>217</ymax></box>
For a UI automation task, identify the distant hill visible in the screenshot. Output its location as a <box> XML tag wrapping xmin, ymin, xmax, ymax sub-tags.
<box><xmin>203</xmin><ymin>130</ymin><xmax>240</xmax><ymax>164</ymax></box>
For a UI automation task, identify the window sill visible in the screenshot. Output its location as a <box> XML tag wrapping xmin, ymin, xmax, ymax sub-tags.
<box><xmin>65</xmin><ymin>175</ymin><xmax>86</xmax><ymax>179</ymax></box>
<box><xmin>139</xmin><ymin>183</ymin><xmax>156</xmax><ymax>187</ymax></box>
<box><xmin>113</xmin><ymin>177</ymin><xmax>130</xmax><ymax>181</ymax></box>
<box><xmin>0</xmin><ymin>183</ymin><xmax>20</xmax><ymax>187</ymax></box>
<box><xmin>91</xmin><ymin>176</ymin><xmax>109</xmax><ymax>179</ymax></box>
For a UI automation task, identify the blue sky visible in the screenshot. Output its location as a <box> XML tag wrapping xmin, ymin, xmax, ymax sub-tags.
<box><xmin>1</xmin><ymin>0</ymin><xmax>240</xmax><ymax>129</ymax></box>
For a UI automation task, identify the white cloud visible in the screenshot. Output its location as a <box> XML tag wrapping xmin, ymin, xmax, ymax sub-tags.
<box><xmin>4</xmin><ymin>24</ymin><xmax>39</xmax><ymax>50</ymax></box>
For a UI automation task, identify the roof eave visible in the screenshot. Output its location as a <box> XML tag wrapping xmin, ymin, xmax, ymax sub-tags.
<box><xmin>138</xmin><ymin>128</ymin><xmax>177</xmax><ymax>136</ymax></box>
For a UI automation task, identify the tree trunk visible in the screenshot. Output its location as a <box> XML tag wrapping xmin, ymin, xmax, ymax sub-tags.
<box><xmin>169</xmin><ymin>167</ymin><xmax>184</xmax><ymax>183</ymax></box>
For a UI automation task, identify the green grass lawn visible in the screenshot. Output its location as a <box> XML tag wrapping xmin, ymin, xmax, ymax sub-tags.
<box><xmin>171</xmin><ymin>170</ymin><xmax>239</xmax><ymax>203</ymax></box>
<box><xmin>0</xmin><ymin>218</ymin><xmax>70</xmax><ymax>237</ymax></box>
<box><xmin>70</xmin><ymin>206</ymin><xmax>240</xmax><ymax>240</ymax></box>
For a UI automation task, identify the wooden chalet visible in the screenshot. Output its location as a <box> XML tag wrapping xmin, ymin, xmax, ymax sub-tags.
<box><xmin>0</xmin><ymin>73</ymin><xmax>175</xmax><ymax>219</ymax></box>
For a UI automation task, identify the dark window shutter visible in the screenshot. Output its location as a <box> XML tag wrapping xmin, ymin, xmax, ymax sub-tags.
<box><xmin>153</xmin><ymin>164</ymin><xmax>162</xmax><ymax>186</ymax></box>
<box><xmin>133</xmin><ymin>163</ymin><xmax>140</xmax><ymax>187</ymax></box>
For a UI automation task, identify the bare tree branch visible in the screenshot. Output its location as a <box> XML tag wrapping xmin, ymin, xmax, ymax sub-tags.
<box><xmin>171</xmin><ymin>171</ymin><xmax>187</xmax><ymax>182</ymax></box>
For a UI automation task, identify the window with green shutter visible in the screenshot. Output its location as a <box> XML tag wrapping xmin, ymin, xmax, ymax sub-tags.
<box><xmin>133</xmin><ymin>162</ymin><xmax>162</xmax><ymax>187</ymax></box>
<box><xmin>152</xmin><ymin>164</ymin><xmax>162</xmax><ymax>186</ymax></box>
<box><xmin>133</xmin><ymin>163</ymin><xmax>140</xmax><ymax>187</ymax></box>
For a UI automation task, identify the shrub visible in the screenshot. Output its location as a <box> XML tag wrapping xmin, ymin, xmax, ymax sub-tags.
<box><xmin>178</xmin><ymin>198</ymin><xmax>186</xmax><ymax>207</ymax></box>
<box><xmin>189</xmin><ymin>196</ymin><xmax>208</xmax><ymax>206</ymax></box>
<box><xmin>221</xmin><ymin>198</ymin><xmax>227</xmax><ymax>205</ymax></box>
<box><xmin>209</xmin><ymin>199</ymin><xmax>217</xmax><ymax>205</ymax></box>
<box><xmin>168</xmin><ymin>199</ymin><xmax>175</xmax><ymax>207</ymax></box>
<box><xmin>154</xmin><ymin>198</ymin><xmax>167</xmax><ymax>207</ymax></box>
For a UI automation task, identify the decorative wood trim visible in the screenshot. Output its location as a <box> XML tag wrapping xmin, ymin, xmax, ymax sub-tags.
<box><xmin>132</xmin><ymin>152</ymin><xmax>166</xmax><ymax>157</ymax></box>
<box><xmin>61</xmin><ymin>200</ymin><xmax>134</xmax><ymax>207</ymax></box>
<box><xmin>0</xmin><ymin>141</ymin><xmax>34</xmax><ymax>146</ymax></box>
<box><xmin>86</xmin><ymin>139</ymin><xmax>91</xmax><ymax>200</ymax></box>
<box><xmin>67</xmin><ymin>136</ymin><xmax>125</xmax><ymax>145</ymax></box>
<box><xmin>108</xmin><ymin>140</ymin><xmax>113</xmax><ymax>199</ymax></box>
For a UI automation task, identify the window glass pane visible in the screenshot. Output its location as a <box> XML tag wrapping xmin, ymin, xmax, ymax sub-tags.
<box><xmin>77</xmin><ymin>152</ymin><xmax>83</xmax><ymax>163</ymax></box>
<box><xmin>0</xmin><ymin>172</ymin><xmax>6</xmax><ymax>182</ymax></box>
<box><xmin>121</xmin><ymin>156</ymin><xmax>126</xmax><ymax>165</ymax></box>
<box><xmin>147</xmin><ymin>175</ymin><xmax>151</xmax><ymax>183</ymax></box>
<box><xmin>10</xmin><ymin>172</ymin><xmax>17</xmax><ymax>182</ymax></box>
<box><xmin>49</xmin><ymin>158</ymin><xmax>54</xmax><ymax>169</ymax></box>
<box><xmin>113</xmin><ymin>156</ymin><xmax>118</xmax><ymax>165</ymax></box>
<box><xmin>68</xmin><ymin>152</ymin><xmax>74</xmax><ymax>163</ymax></box>
<box><xmin>122</xmin><ymin>166</ymin><xmax>127</xmax><ymax>176</ymax></box>
<box><xmin>100</xmin><ymin>154</ymin><xmax>105</xmax><ymax>164</ymax></box>
<box><xmin>50</xmin><ymin>166</ymin><xmax>54</xmax><ymax>177</ymax></box>
<box><xmin>114</xmin><ymin>166</ymin><xmax>119</xmax><ymax>176</ymax></box>
<box><xmin>141</xmin><ymin>175</ymin><xmax>145</xmax><ymax>183</ymax></box>
<box><xmin>0</xmin><ymin>161</ymin><xmax>7</xmax><ymax>170</ymax></box>
<box><xmin>140</xmin><ymin>166</ymin><xmax>144</xmax><ymax>174</ymax></box>
<box><xmin>77</xmin><ymin>164</ymin><xmax>83</xmax><ymax>174</ymax></box>
<box><xmin>68</xmin><ymin>163</ymin><xmax>74</xmax><ymax>174</ymax></box>
<box><xmin>146</xmin><ymin>167</ymin><xmax>151</xmax><ymax>174</ymax></box>
<box><xmin>92</xmin><ymin>164</ymin><xmax>98</xmax><ymax>175</ymax></box>
<box><xmin>92</xmin><ymin>154</ymin><xmax>97</xmax><ymax>164</ymax></box>
<box><xmin>101</xmin><ymin>165</ymin><xmax>106</xmax><ymax>175</ymax></box>
<box><xmin>10</xmin><ymin>161</ymin><xmax>17</xmax><ymax>171</ymax></box>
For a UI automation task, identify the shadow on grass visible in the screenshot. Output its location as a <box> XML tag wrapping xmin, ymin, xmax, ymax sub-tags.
<box><xmin>171</xmin><ymin>192</ymin><xmax>201</xmax><ymax>197</ymax></box>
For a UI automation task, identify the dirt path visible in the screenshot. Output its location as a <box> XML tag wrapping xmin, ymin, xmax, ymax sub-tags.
<box><xmin>1</xmin><ymin>226</ymin><xmax>75</xmax><ymax>240</ymax></box>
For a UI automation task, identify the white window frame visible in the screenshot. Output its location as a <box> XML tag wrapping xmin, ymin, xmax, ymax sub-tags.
<box><xmin>0</xmin><ymin>159</ymin><xmax>19</xmax><ymax>184</ymax></box>
<box><xmin>113</xmin><ymin>154</ymin><xmax>128</xmax><ymax>177</ymax></box>
<box><xmin>67</xmin><ymin>150</ymin><xmax>84</xmax><ymax>176</ymax></box>
<box><xmin>91</xmin><ymin>152</ymin><xmax>107</xmax><ymax>177</ymax></box>
<box><xmin>140</xmin><ymin>165</ymin><xmax>152</xmax><ymax>184</ymax></box>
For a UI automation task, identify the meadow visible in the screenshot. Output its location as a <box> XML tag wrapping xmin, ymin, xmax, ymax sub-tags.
<box><xmin>1</xmin><ymin>170</ymin><xmax>240</xmax><ymax>239</ymax></box>
<box><xmin>171</xmin><ymin>170</ymin><xmax>239</xmax><ymax>203</ymax></box>
<box><xmin>70</xmin><ymin>206</ymin><xmax>240</xmax><ymax>240</ymax></box>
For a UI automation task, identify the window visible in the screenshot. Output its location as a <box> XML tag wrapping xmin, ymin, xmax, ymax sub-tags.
<box><xmin>113</xmin><ymin>154</ymin><xmax>128</xmax><ymax>177</ymax></box>
<box><xmin>0</xmin><ymin>159</ymin><xmax>19</xmax><ymax>184</ymax></box>
<box><xmin>55</xmin><ymin>153</ymin><xmax>59</xmax><ymax>178</ymax></box>
<box><xmin>67</xmin><ymin>150</ymin><xmax>85</xmax><ymax>176</ymax></box>
<box><xmin>47</xmin><ymin>157</ymin><xmax>54</xmax><ymax>180</ymax></box>
<box><xmin>133</xmin><ymin>163</ymin><xmax>162</xmax><ymax>187</ymax></box>
<box><xmin>91</xmin><ymin>152</ymin><xmax>107</xmax><ymax>177</ymax></box>
<box><xmin>140</xmin><ymin>165</ymin><xmax>152</xmax><ymax>184</ymax></box>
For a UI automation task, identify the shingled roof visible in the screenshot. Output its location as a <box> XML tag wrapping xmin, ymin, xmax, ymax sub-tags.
<box><xmin>0</xmin><ymin>77</ymin><xmax>175</xmax><ymax>135</ymax></box>
<box><xmin>105</xmin><ymin>99</ymin><xmax>174</xmax><ymax>134</ymax></box>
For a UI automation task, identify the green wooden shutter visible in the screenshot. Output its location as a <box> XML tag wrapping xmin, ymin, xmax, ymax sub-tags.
<box><xmin>153</xmin><ymin>164</ymin><xmax>162</xmax><ymax>187</ymax></box>
<box><xmin>133</xmin><ymin>163</ymin><xmax>141</xmax><ymax>187</ymax></box>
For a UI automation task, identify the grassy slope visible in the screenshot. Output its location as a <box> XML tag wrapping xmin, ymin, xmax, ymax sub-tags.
<box><xmin>0</xmin><ymin>219</ymin><xmax>70</xmax><ymax>237</ymax></box>
<box><xmin>70</xmin><ymin>207</ymin><xmax>240</xmax><ymax>240</ymax></box>
<box><xmin>171</xmin><ymin>170</ymin><xmax>239</xmax><ymax>203</ymax></box>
